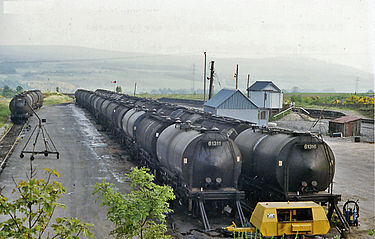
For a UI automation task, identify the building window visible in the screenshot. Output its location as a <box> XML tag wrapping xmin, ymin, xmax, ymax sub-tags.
<box><xmin>258</xmin><ymin>111</ymin><xmax>267</xmax><ymax>120</ymax></box>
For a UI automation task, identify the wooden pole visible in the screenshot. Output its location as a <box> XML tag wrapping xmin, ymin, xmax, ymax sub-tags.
<box><xmin>203</xmin><ymin>52</ymin><xmax>207</xmax><ymax>102</ymax></box>
<box><xmin>134</xmin><ymin>82</ymin><xmax>137</xmax><ymax>96</ymax></box>
<box><xmin>235</xmin><ymin>64</ymin><xmax>239</xmax><ymax>89</ymax></box>
<box><xmin>247</xmin><ymin>74</ymin><xmax>250</xmax><ymax>98</ymax></box>
<box><xmin>208</xmin><ymin>61</ymin><xmax>215</xmax><ymax>99</ymax></box>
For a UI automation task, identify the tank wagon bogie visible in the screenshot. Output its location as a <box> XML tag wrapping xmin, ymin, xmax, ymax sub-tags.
<box><xmin>10</xmin><ymin>90</ymin><xmax>44</xmax><ymax>123</ymax></box>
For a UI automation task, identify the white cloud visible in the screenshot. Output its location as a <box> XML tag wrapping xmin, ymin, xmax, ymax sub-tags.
<box><xmin>0</xmin><ymin>0</ymin><xmax>373</xmax><ymax>72</ymax></box>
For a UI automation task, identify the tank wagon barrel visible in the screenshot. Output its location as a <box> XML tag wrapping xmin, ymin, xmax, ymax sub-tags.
<box><xmin>75</xmin><ymin>89</ymin><xmax>247</xmax><ymax>231</ymax></box>
<box><xmin>10</xmin><ymin>90</ymin><xmax>44</xmax><ymax>124</ymax></box>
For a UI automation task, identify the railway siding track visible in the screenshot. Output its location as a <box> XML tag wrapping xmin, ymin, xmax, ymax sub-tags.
<box><xmin>0</xmin><ymin>123</ymin><xmax>25</xmax><ymax>173</ymax></box>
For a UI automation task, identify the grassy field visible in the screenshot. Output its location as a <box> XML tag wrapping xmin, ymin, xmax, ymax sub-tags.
<box><xmin>283</xmin><ymin>93</ymin><xmax>374</xmax><ymax>118</ymax></box>
<box><xmin>0</xmin><ymin>98</ymin><xmax>11</xmax><ymax>128</ymax></box>
<box><xmin>136</xmin><ymin>92</ymin><xmax>374</xmax><ymax>118</ymax></box>
<box><xmin>43</xmin><ymin>92</ymin><xmax>74</xmax><ymax>105</ymax></box>
<box><xmin>0</xmin><ymin>93</ymin><xmax>74</xmax><ymax>128</ymax></box>
<box><xmin>137</xmin><ymin>93</ymin><xmax>204</xmax><ymax>100</ymax></box>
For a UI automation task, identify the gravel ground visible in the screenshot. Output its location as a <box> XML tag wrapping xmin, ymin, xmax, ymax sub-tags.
<box><xmin>275</xmin><ymin>113</ymin><xmax>374</xmax><ymax>143</ymax></box>
<box><xmin>276</xmin><ymin>113</ymin><xmax>374</xmax><ymax>239</ymax></box>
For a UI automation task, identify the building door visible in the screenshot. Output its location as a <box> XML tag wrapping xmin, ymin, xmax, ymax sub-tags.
<box><xmin>345</xmin><ymin>123</ymin><xmax>353</xmax><ymax>137</ymax></box>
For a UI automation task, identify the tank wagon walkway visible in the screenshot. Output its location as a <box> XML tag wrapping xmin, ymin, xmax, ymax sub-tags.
<box><xmin>0</xmin><ymin>103</ymin><xmax>134</xmax><ymax>238</ymax></box>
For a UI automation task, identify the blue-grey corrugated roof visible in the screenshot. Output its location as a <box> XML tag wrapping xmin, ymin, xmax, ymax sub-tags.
<box><xmin>204</xmin><ymin>89</ymin><xmax>258</xmax><ymax>109</ymax></box>
<box><xmin>247</xmin><ymin>81</ymin><xmax>281</xmax><ymax>92</ymax></box>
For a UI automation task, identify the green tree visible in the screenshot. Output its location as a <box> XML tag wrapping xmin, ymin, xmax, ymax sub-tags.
<box><xmin>16</xmin><ymin>85</ymin><xmax>23</xmax><ymax>93</ymax></box>
<box><xmin>93</xmin><ymin>167</ymin><xmax>175</xmax><ymax>239</ymax></box>
<box><xmin>1</xmin><ymin>85</ymin><xmax>15</xmax><ymax>98</ymax></box>
<box><xmin>56</xmin><ymin>87</ymin><xmax>59</xmax><ymax>93</ymax></box>
<box><xmin>116</xmin><ymin>86</ymin><xmax>122</xmax><ymax>93</ymax></box>
<box><xmin>0</xmin><ymin>168</ymin><xmax>93</xmax><ymax>238</ymax></box>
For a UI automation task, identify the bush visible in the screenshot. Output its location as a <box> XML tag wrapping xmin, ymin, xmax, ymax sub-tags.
<box><xmin>93</xmin><ymin>167</ymin><xmax>175</xmax><ymax>239</ymax></box>
<box><xmin>0</xmin><ymin>168</ymin><xmax>93</xmax><ymax>238</ymax></box>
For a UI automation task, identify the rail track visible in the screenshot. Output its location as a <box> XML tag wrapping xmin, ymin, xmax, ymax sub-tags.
<box><xmin>0</xmin><ymin>123</ymin><xmax>25</xmax><ymax>173</ymax></box>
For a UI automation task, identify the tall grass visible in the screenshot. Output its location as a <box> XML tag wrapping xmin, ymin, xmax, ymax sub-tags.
<box><xmin>43</xmin><ymin>93</ymin><xmax>74</xmax><ymax>105</ymax></box>
<box><xmin>0</xmin><ymin>98</ymin><xmax>10</xmax><ymax>128</ymax></box>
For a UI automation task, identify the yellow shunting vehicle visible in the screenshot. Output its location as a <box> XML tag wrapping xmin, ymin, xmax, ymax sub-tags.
<box><xmin>225</xmin><ymin>201</ymin><xmax>330</xmax><ymax>237</ymax></box>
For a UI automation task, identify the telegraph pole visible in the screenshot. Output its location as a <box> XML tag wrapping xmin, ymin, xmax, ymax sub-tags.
<box><xmin>235</xmin><ymin>64</ymin><xmax>239</xmax><ymax>89</ymax></box>
<box><xmin>134</xmin><ymin>82</ymin><xmax>137</xmax><ymax>96</ymax></box>
<box><xmin>247</xmin><ymin>74</ymin><xmax>250</xmax><ymax>97</ymax></box>
<box><xmin>208</xmin><ymin>61</ymin><xmax>215</xmax><ymax>100</ymax></box>
<box><xmin>203</xmin><ymin>52</ymin><xmax>207</xmax><ymax>102</ymax></box>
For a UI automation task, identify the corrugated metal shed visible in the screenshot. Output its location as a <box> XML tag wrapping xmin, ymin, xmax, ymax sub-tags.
<box><xmin>204</xmin><ymin>89</ymin><xmax>258</xmax><ymax>109</ymax></box>
<box><xmin>247</xmin><ymin>81</ymin><xmax>281</xmax><ymax>92</ymax></box>
<box><xmin>204</xmin><ymin>89</ymin><xmax>267</xmax><ymax>125</ymax></box>
<box><xmin>331</xmin><ymin>115</ymin><xmax>361</xmax><ymax>123</ymax></box>
<box><xmin>328</xmin><ymin>116</ymin><xmax>361</xmax><ymax>137</ymax></box>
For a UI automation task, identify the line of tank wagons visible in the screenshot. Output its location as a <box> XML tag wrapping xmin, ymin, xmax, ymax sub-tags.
<box><xmin>75</xmin><ymin>89</ymin><xmax>337</xmax><ymax>230</ymax></box>
<box><xmin>9</xmin><ymin>90</ymin><xmax>44</xmax><ymax>123</ymax></box>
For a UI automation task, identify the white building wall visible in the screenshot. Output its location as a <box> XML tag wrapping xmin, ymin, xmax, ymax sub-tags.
<box><xmin>249</xmin><ymin>91</ymin><xmax>266</xmax><ymax>108</ymax></box>
<box><xmin>249</xmin><ymin>91</ymin><xmax>283</xmax><ymax>109</ymax></box>
<box><xmin>216</xmin><ymin>109</ymin><xmax>268</xmax><ymax>126</ymax></box>
<box><xmin>270</xmin><ymin>92</ymin><xmax>283</xmax><ymax>109</ymax></box>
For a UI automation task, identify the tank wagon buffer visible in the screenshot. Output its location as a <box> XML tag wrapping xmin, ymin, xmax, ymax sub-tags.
<box><xmin>75</xmin><ymin>89</ymin><xmax>247</xmax><ymax>231</ymax></box>
<box><xmin>9</xmin><ymin>90</ymin><xmax>43</xmax><ymax>123</ymax></box>
<box><xmin>225</xmin><ymin>201</ymin><xmax>330</xmax><ymax>237</ymax></box>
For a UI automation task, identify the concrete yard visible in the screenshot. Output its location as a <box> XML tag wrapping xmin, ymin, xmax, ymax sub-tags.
<box><xmin>0</xmin><ymin>103</ymin><xmax>374</xmax><ymax>238</ymax></box>
<box><xmin>326</xmin><ymin>137</ymin><xmax>375</xmax><ymax>238</ymax></box>
<box><xmin>0</xmin><ymin>103</ymin><xmax>134</xmax><ymax>238</ymax></box>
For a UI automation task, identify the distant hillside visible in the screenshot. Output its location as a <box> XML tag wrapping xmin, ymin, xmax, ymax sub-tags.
<box><xmin>0</xmin><ymin>45</ymin><xmax>373</xmax><ymax>93</ymax></box>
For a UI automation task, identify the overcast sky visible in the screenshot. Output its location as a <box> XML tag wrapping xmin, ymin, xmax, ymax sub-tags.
<box><xmin>0</xmin><ymin>0</ymin><xmax>374</xmax><ymax>73</ymax></box>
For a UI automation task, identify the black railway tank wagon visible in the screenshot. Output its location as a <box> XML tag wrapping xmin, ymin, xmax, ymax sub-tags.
<box><xmin>9</xmin><ymin>90</ymin><xmax>44</xmax><ymax>123</ymax></box>
<box><xmin>87</xmin><ymin>89</ymin><xmax>337</xmax><ymax>199</ymax></box>
<box><xmin>84</xmin><ymin>90</ymin><xmax>350</xmax><ymax>228</ymax></box>
<box><xmin>75</xmin><ymin>89</ymin><xmax>247</xmax><ymax>230</ymax></box>
<box><xmin>234</xmin><ymin>128</ymin><xmax>335</xmax><ymax>199</ymax></box>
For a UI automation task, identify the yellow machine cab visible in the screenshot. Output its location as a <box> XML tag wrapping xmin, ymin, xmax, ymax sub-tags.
<box><xmin>225</xmin><ymin>201</ymin><xmax>330</xmax><ymax>237</ymax></box>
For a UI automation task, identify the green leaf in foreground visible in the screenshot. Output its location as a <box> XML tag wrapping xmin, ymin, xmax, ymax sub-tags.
<box><xmin>0</xmin><ymin>168</ymin><xmax>93</xmax><ymax>239</ymax></box>
<box><xmin>93</xmin><ymin>166</ymin><xmax>175</xmax><ymax>239</ymax></box>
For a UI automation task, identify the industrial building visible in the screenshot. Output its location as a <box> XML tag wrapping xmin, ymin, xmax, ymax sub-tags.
<box><xmin>328</xmin><ymin>116</ymin><xmax>361</xmax><ymax>137</ymax></box>
<box><xmin>247</xmin><ymin>81</ymin><xmax>283</xmax><ymax>110</ymax></box>
<box><xmin>203</xmin><ymin>89</ymin><xmax>269</xmax><ymax>126</ymax></box>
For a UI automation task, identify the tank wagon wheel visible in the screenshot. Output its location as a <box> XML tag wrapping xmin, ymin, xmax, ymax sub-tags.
<box><xmin>20</xmin><ymin>153</ymin><xmax>24</xmax><ymax>158</ymax></box>
<box><xmin>30</xmin><ymin>155</ymin><xmax>35</xmax><ymax>161</ymax></box>
<box><xmin>44</xmin><ymin>152</ymin><xmax>49</xmax><ymax>157</ymax></box>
